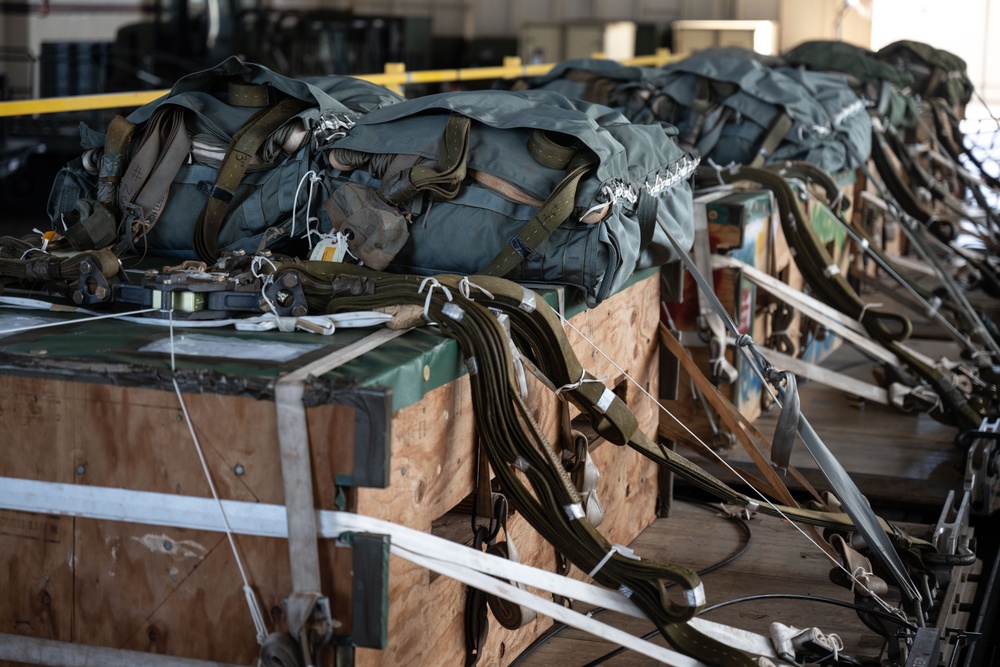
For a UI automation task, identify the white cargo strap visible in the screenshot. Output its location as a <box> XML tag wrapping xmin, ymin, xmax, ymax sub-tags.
<box><xmin>273</xmin><ymin>327</ymin><xmax>409</xmax><ymax>645</ymax></box>
<box><xmin>0</xmin><ymin>477</ymin><xmax>788</xmax><ymax>666</ymax></box>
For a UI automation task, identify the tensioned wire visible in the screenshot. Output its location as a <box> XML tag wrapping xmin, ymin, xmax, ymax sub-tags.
<box><xmin>166</xmin><ymin>306</ymin><xmax>270</xmax><ymax>644</ymax></box>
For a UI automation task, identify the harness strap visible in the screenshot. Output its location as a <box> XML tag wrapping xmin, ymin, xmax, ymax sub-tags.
<box><xmin>527</xmin><ymin>128</ymin><xmax>578</xmax><ymax>170</ymax></box>
<box><xmin>635</xmin><ymin>185</ymin><xmax>658</xmax><ymax>254</ymax></box>
<box><xmin>749</xmin><ymin>112</ymin><xmax>793</xmax><ymax>167</ymax></box>
<box><xmin>379</xmin><ymin>114</ymin><xmax>472</xmax><ymax>204</ymax></box>
<box><xmin>228</xmin><ymin>80</ymin><xmax>271</xmax><ymax>108</ymax></box>
<box><xmin>480</xmin><ymin>156</ymin><xmax>595</xmax><ymax>278</ymax></box>
<box><xmin>194</xmin><ymin>96</ymin><xmax>309</xmax><ymax>262</ymax></box>
<box><xmin>119</xmin><ymin>107</ymin><xmax>193</xmax><ymax>250</ymax></box>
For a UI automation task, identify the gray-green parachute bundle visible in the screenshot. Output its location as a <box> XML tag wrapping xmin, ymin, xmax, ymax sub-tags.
<box><xmin>784</xmin><ymin>40</ymin><xmax>919</xmax><ymax>131</ymax></box>
<box><xmin>322</xmin><ymin>88</ymin><xmax>697</xmax><ymax>305</ymax></box>
<box><xmin>653</xmin><ymin>48</ymin><xmax>872</xmax><ymax>173</ymax></box>
<box><xmin>513</xmin><ymin>49</ymin><xmax>872</xmax><ymax>175</ymax></box>
<box><xmin>47</xmin><ymin>56</ymin><xmax>404</xmax><ymax>261</ymax></box>
<box><xmin>877</xmin><ymin>40</ymin><xmax>974</xmax><ymax>111</ymax></box>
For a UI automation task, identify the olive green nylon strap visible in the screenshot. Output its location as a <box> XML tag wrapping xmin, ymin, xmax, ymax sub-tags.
<box><xmin>480</xmin><ymin>156</ymin><xmax>595</xmax><ymax>278</ymax></box>
<box><xmin>227</xmin><ymin>80</ymin><xmax>271</xmax><ymax>108</ymax></box>
<box><xmin>63</xmin><ymin>204</ymin><xmax>118</xmax><ymax>252</ymax></box>
<box><xmin>193</xmin><ymin>96</ymin><xmax>310</xmax><ymax>262</ymax></box>
<box><xmin>408</xmin><ymin>114</ymin><xmax>472</xmax><ymax>200</ymax></box>
<box><xmin>748</xmin><ymin>112</ymin><xmax>793</xmax><ymax>168</ymax></box>
<box><xmin>527</xmin><ymin>129</ymin><xmax>579</xmax><ymax>169</ymax></box>
<box><xmin>0</xmin><ymin>249</ymin><xmax>119</xmax><ymax>283</ymax></box>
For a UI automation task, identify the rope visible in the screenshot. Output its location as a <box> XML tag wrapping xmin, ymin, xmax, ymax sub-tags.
<box><xmin>290</xmin><ymin>170</ymin><xmax>323</xmax><ymax>248</ymax></box>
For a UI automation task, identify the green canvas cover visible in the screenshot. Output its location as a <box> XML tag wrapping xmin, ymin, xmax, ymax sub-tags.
<box><xmin>322</xmin><ymin>89</ymin><xmax>697</xmax><ymax>304</ymax></box>
<box><xmin>877</xmin><ymin>40</ymin><xmax>974</xmax><ymax>109</ymax></box>
<box><xmin>47</xmin><ymin>57</ymin><xmax>404</xmax><ymax>259</ymax></box>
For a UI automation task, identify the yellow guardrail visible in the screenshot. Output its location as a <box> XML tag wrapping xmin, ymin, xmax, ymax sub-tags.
<box><xmin>0</xmin><ymin>49</ymin><xmax>679</xmax><ymax>118</ymax></box>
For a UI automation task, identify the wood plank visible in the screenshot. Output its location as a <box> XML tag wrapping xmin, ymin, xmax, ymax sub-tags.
<box><xmin>0</xmin><ymin>376</ymin><xmax>362</xmax><ymax>665</ymax></box>
<box><xmin>674</xmin><ymin>340</ymin><xmax>962</xmax><ymax>509</ymax></box>
<box><xmin>355</xmin><ymin>273</ymin><xmax>662</xmax><ymax>667</ymax></box>
<box><xmin>515</xmin><ymin>500</ymin><xmax>891</xmax><ymax>666</ymax></box>
<box><xmin>0</xmin><ymin>376</ymin><xmax>77</xmax><ymax>657</ymax></box>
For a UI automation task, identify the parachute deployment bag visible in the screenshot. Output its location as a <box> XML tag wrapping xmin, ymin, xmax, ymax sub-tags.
<box><xmin>651</xmin><ymin>49</ymin><xmax>873</xmax><ymax>174</ymax></box>
<box><xmin>320</xmin><ymin>89</ymin><xmax>697</xmax><ymax>304</ymax></box>
<box><xmin>47</xmin><ymin>56</ymin><xmax>403</xmax><ymax>261</ymax></box>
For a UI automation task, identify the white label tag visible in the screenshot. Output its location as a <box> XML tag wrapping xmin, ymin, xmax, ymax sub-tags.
<box><xmin>309</xmin><ymin>234</ymin><xmax>348</xmax><ymax>262</ymax></box>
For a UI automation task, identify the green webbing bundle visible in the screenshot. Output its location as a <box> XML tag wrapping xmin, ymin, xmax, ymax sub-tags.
<box><xmin>271</xmin><ymin>261</ymin><xmax>753</xmax><ymax>666</ymax></box>
<box><xmin>0</xmin><ymin>236</ymin><xmax>120</xmax><ymax>289</ymax></box>
<box><xmin>261</xmin><ymin>260</ymin><xmax>940</xmax><ymax>663</ymax></box>
<box><xmin>775</xmin><ymin>160</ymin><xmax>1000</xmax><ymax>364</ymax></box>
<box><xmin>693</xmin><ymin>164</ymin><xmax>985</xmax><ymax>432</ymax></box>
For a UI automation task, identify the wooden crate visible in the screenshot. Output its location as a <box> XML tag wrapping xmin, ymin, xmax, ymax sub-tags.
<box><xmin>0</xmin><ymin>270</ymin><xmax>662</xmax><ymax>667</ymax></box>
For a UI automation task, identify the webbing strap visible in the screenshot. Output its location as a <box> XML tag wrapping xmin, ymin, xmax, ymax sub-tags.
<box><xmin>63</xmin><ymin>204</ymin><xmax>118</xmax><ymax>251</ymax></box>
<box><xmin>635</xmin><ymin>187</ymin><xmax>658</xmax><ymax>253</ymax></box>
<box><xmin>119</xmin><ymin>107</ymin><xmax>192</xmax><ymax>249</ymax></box>
<box><xmin>405</xmin><ymin>114</ymin><xmax>471</xmax><ymax>200</ymax></box>
<box><xmin>480</xmin><ymin>157</ymin><xmax>595</xmax><ymax>278</ymax></box>
<box><xmin>769</xmin><ymin>370</ymin><xmax>800</xmax><ymax>472</ymax></box>
<box><xmin>193</xmin><ymin>96</ymin><xmax>309</xmax><ymax>262</ymax></box>
<box><xmin>527</xmin><ymin>129</ymin><xmax>578</xmax><ymax>169</ymax></box>
<box><xmin>660</xmin><ymin>222</ymin><xmax>925</xmax><ymax>608</ymax></box>
<box><xmin>228</xmin><ymin>80</ymin><xmax>270</xmax><ymax>108</ymax></box>
<box><xmin>748</xmin><ymin>112</ymin><xmax>793</xmax><ymax>168</ymax></box>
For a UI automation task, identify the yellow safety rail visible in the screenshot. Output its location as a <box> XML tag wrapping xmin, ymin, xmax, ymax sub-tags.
<box><xmin>0</xmin><ymin>49</ymin><xmax>678</xmax><ymax>118</ymax></box>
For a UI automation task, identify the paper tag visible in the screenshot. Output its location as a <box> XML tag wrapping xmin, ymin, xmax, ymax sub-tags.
<box><xmin>309</xmin><ymin>234</ymin><xmax>348</xmax><ymax>262</ymax></box>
